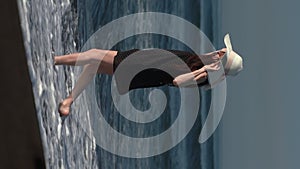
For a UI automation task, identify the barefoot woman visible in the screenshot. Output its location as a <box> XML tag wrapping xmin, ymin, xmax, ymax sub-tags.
<box><xmin>55</xmin><ymin>34</ymin><xmax>243</xmax><ymax>117</ymax></box>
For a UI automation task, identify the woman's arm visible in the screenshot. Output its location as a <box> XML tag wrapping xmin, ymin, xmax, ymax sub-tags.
<box><xmin>172</xmin><ymin>62</ymin><xmax>221</xmax><ymax>87</ymax></box>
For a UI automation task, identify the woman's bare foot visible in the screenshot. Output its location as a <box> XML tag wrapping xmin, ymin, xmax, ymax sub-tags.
<box><xmin>58</xmin><ymin>97</ymin><xmax>73</xmax><ymax>117</ymax></box>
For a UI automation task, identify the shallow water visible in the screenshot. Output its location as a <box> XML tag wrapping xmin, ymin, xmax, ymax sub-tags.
<box><xmin>17</xmin><ymin>0</ymin><xmax>219</xmax><ymax>168</ymax></box>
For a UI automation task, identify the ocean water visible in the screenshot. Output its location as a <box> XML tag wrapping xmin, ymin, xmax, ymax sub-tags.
<box><xmin>17</xmin><ymin>0</ymin><xmax>220</xmax><ymax>168</ymax></box>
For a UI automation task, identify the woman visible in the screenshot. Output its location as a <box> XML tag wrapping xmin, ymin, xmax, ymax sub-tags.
<box><xmin>55</xmin><ymin>34</ymin><xmax>243</xmax><ymax>117</ymax></box>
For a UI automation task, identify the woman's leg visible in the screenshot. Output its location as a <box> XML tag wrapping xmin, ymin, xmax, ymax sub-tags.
<box><xmin>58</xmin><ymin>63</ymin><xmax>96</xmax><ymax>116</ymax></box>
<box><xmin>54</xmin><ymin>49</ymin><xmax>117</xmax><ymax>67</ymax></box>
<box><xmin>57</xmin><ymin>49</ymin><xmax>117</xmax><ymax>116</ymax></box>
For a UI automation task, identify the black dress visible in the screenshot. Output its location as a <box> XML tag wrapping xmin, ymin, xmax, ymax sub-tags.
<box><xmin>113</xmin><ymin>49</ymin><xmax>207</xmax><ymax>94</ymax></box>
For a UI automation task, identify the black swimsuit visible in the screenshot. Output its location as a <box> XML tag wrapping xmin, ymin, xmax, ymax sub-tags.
<box><xmin>113</xmin><ymin>49</ymin><xmax>207</xmax><ymax>94</ymax></box>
